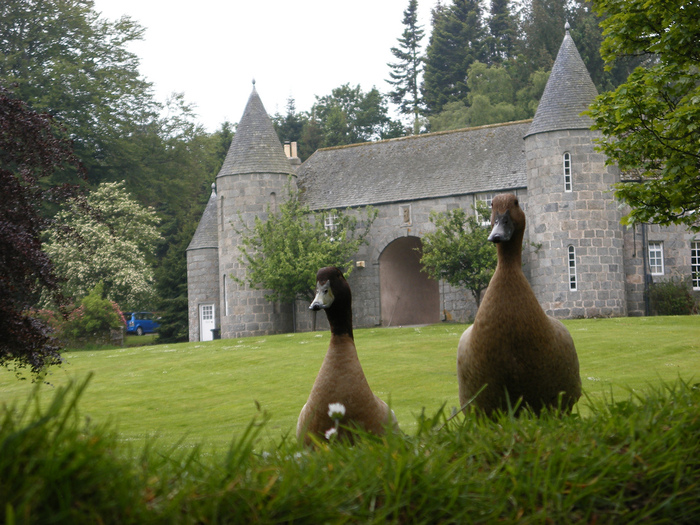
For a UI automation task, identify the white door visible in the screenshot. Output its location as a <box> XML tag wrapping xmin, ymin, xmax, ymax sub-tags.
<box><xmin>199</xmin><ymin>303</ymin><xmax>216</xmax><ymax>341</ymax></box>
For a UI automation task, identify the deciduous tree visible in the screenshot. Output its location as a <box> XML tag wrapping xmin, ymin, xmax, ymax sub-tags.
<box><xmin>0</xmin><ymin>86</ymin><xmax>83</xmax><ymax>374</ymax></box>
<box><xmin>235</xmin><ymin>185</ymin><xmax>377</xmax><ymax>304</ymax></box>
<box><xmin>420</xmin><ymin>204</ymin><xmax>496</xmax><ymax>308</ymax></box>
<box><xmin>587</xmin><ymin>0</ymin><xmax>700</xmax><ymax>230</ymax></box>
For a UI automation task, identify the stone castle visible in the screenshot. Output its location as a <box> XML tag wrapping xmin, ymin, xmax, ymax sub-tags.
<box><xmin>187</xmin><ymin>27</ymin><xmax>699</xmax><ymax>342</ymax></box>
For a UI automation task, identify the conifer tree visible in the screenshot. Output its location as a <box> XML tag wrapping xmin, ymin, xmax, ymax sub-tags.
<box><xmin>422</xmin><ymin>0</ymin><xmax>486</xmax><ymax>115</ymax></box>
<box><xmin>487</xmin><ymin>0</ymin><xmax>519</xmax><ymax>64</ymax></box>
<box><xmin>386</xmin><ymin>0</ymin><xmax>425</xmax><ymax>135</ymax></box>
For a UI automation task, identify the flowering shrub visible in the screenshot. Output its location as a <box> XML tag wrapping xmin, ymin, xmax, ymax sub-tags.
<box><xmin>43</xmin><ymin>181</ymin><xmax>161</xmax><ymax>310</ymax></box>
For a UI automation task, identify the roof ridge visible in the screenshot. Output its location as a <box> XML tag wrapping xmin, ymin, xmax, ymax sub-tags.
<box><xmin>315</xmin><ymin>119</ymin><xmax>534</xmax><ymax>153</ymax></box>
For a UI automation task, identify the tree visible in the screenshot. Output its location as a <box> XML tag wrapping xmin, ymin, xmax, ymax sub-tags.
<box><xmin>310</xmin><ymin>84</ymin><xmax>404</xmax><ymax>147</ymax></box>
<box><xmin>422</xmin><ymin>0</ymin><xmax>486</xmax><ymax>114</ymax></box>
<box><xmin>486</xmin><ymin>0</ymin><xmax>519</xmax><ymax>64</ymax></box>
<box><xmin>44</xmin><ymin>181</ymin><xmax>161</xmax><ymax>309</ymax></box>
<box><xmin>0</xmin><ymin>0</ymin><xmax>159</xmax><ymax>184</ymax></box>
<box><xmin>420</xmin><ymin>204</ymin><xmax>497</xmax><ymax>308</ymax></box>
<box><xmin>386</xmin><ymin>0</ymin><xmax>425</xmax><ymax>134</ymax></box>
<box><xmin>236</xmin><ymin>186</ymin><xmax>378</xmax><ymax>304</ymax></box>
<box><xmin>0</xmin><ymin>86</ymin><xmax>84</xmax><ymax>375</ymax></box>
<box><xmin>586</xmin><ymin>0</ymin><xmax>700</xmax><ymax>230</ymax></box>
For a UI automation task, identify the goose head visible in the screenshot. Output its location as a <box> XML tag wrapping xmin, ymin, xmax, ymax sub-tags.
<box><xmin>310</xmin><ymin>266</ymin><xmax>353</xmax><ymax>336</ymax></box>
<box><xmin>488</xmin><ymin>193</ymin><xmax>525</xmax><ymax>244</ymax></box>
<box><xmin>310</xmin><ymin>267</ymin><xmax>349</xmax><ymax>311</ymax></box>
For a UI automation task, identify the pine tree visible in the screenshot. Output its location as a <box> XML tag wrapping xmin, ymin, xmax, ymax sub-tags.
<box><xmin>422</xmin><ymin>0</ymin><xmax>487</xmax><ymax>115</ymax></box>
<box><xmin>386</xmin><ymin>0</ymin><xmax>425</xmax><ymax>135</ymax></box>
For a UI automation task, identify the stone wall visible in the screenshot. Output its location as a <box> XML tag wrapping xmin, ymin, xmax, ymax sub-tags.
<box><xmin>217</xmin><ymin>172</ymin><xmax>294</xmax><ymax>338</ymax></box>
<box><xmin>186</xmin><ymin>247</ymin><xmax>220</xmax><ymax>341</ymax></box>
<box><xmin>525</xmin><ymin>129</ymin><xmax>627</xmax><ymax>318</ymax></box>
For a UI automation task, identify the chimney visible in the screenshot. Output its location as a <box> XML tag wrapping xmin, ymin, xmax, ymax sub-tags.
<box><xmin>286</xmin><ymin>141</ymin><xmax>301</xmax><ymax>168</ymax></box>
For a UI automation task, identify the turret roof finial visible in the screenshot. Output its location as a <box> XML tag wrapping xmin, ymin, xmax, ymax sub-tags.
<box><xmin>565</xmin><ymin>21</ymin><xmax>570</xmax><ymax>32</ymax></box>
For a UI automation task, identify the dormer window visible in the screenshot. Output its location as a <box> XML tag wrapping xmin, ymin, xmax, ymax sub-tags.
<box><xmin>563</xmin><ymin>152</ymin><xmax>572</xmax><ymax>192</ymax></box>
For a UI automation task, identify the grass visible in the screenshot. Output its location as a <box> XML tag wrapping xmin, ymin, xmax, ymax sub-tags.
<box><xmin>2</xmin><ymin>374</ymin><xmax>699</xmax><ymax>523</ymax></box>
<box><xmin>1</xmin><ymin>316</ymin><xmax>698</xmax><ymax>451</ymax></box>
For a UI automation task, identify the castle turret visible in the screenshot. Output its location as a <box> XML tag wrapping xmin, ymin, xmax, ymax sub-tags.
<box><xmin>216</xmin><ymin>84</ymin><xmax>295</xmax><ymax>338</ymax></box>
<box><xmin>187</xmin><ymin>184</ymin><xmax>221</xmax><ymax>341</ymax></box>
<box><xmin>524</xmin><ymin>24</ymin><xmax>627</xmax><ymax>318</ymax></box>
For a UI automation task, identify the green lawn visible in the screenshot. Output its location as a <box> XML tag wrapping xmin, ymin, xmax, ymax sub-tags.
<box><xmin>1</xmin><ymin>316</ymin><xmax>698</xmax><ymax>451</ymax></box>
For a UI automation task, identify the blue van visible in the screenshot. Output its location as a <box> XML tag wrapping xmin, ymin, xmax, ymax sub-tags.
<box><xmin>125</xmin><ymin>312</ymin><xmax>160</xmax><ymax>336</ymax></box>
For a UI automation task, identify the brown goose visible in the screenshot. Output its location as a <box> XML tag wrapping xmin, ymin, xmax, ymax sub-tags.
<box><xmin>297</xmin><ymin>267</ymin><xmax>398</xmax><ymax>444</ymax></box>
<box><xmin>457</xmin><ymin>194</ymin><xmax>581</xmax><ymax>416</ymax></box>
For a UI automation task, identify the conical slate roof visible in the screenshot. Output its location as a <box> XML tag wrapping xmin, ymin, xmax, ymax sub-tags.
<box><xmin>187</xmin><ymin>184</ymin><xmax>218</xmax><ymax>251</ymax></box>
<box><xmin>525</xmin><ymin>25</ymin><xmax>598</xmax><ymax>138</ymax></box>
<box><xmin>217</xmin><ymin>85</ymin><xmax>292</xmax><ymax>177</ymax></box>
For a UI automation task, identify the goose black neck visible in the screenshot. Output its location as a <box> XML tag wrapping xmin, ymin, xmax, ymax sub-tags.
<box><xmin>325</xmin><ymin>301</ymin><xmax>353</xmax><ymax>339</ymax></box>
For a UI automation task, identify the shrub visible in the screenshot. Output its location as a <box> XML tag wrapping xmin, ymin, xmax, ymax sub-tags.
<box><xmin>59</xmin><ymin>283</ymin><xmax>125</xmax><ymax>346</ymax></box>
<box><xmin>649</xmin><ymin>277</ymin><xmax>698</xmax><ymax>316</ymax></box>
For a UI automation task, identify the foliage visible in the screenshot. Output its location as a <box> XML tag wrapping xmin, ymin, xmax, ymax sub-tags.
<box><xmin>310</xmin><ymin>84</ymin><xmax>404</xmax><ymax>146</ymax></box>
<box><xmin>386</xmin><ymin>0</ymin><xmax>426</xmax><ymax>134</ymax></box>
<box><xmin>422</xmin><ymin>0</ymin><xmax>486</xmax><ymax>114</ymax></box>
<box><xmin>58</xmin><ymin>283</ymin><xmax>124</xmax><ymax>343</ymax></box>
<box><xmin>236</xmin><ymin>185</ymin><xmax>378</xmax><ymax>303</ymax></box>
<box><xmin>2</xmin><ymin>373</ymin><xmax>699</xmax><ymax>523</ymax></box>
<box><xmin>44</xmin><ymin>181</ymin><xmax>161</xmax><ymax>310</ymax></box>
<box><xmin>0</xmin><ymin>86</ymin><xmax>84</xmax><ymax>375</ymax></box>
<box><xmin>649</xmin><ymin>277</ymin><xmax>698</xmax><ymax>316</ymax></box>
<box><xmin>420</xmin><ymin>203</ymin><xmax>497</xmax><ymax>307</ymax></box>
<box><xmin>153</xmin><ymin>220</ymin><xmax>198</xmax><ymax>344</ymax></box>
<box><xmin>587</xmin><ymin>0</ymin><xmax>700</xmax><ymax>231</ymax></box>
<box><xmin>0</xmin><ymin>0</ymin><xmax>159</xmax><ymax>184</ymax></box>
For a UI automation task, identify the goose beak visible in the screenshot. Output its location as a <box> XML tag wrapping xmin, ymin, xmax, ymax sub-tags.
<box><xmin>488</xmin><ymin>211</ymin><xmax>514</xmax><ymax>243</ymax></box>
<box><xmin>309</xmin><ymin>282</ymin><xmax>334</xmax><ymax>310</ymax></box>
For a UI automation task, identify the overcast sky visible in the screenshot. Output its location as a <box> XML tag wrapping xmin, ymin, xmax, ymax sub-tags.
<box><xmin>92</xmin><ymin>0</ymin><xmax>436</xmax><ymax>132</ymax></box>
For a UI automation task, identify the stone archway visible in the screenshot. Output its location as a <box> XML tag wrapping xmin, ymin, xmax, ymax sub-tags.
<box><xmin>379</xmin><ymin>236</ymin><xmax>440</xmax><ymax>326</ymax></box>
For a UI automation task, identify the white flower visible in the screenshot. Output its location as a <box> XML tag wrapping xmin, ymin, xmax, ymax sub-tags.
<box><xmin>327</xmin><ymin>403</ymin><xmax>346</xmax><ymax>420</ymax></box>
<box><xmin>325</xmin><ymin>427</ymin><xmax>338</xmax><ymax>440</ymax></box>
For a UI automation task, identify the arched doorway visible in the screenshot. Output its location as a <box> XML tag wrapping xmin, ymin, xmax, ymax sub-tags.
<box><xmin>379</xmin><ymin>236</ymin><xmax>440</xmax><ymax>326</ymax></box>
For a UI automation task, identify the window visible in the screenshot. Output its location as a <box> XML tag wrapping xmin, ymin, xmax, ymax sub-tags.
<box><xmin>691</xmin><ymin>241</ymin><xmax>700</xmax><ymax>290</ymax></box>
<box><xmin>476</xmin><ymin>192</ymin><xmax>496</xmax><ymax>226</ymax></box>
<box><xmin>201</xmin><ymin>304</ymin><xmax>213</xmax><ymax>321</ymax></box>
<box><xmin>324</xmin><ymin>212</ymin><xmax>338</xmax><ymax>241</ymax></box>
<box><xmin>223</xmin><ymin>274</ymin><xmax>229</xmax><ymax>316</ymax></box>
<box><xmin>324</xmin><ymin>213</ymin><xmax>337</xmax><ymax>233</ymax></box>
<box><xmin>400</xmin><ymin>205</ymin><xmax>411</xmax><ymax>226</ymax></box>
<box><xmin>220</xmin><ymin>196</ymin><xmax>225</xmax><ymax>231</ymax></box>
<box><xmin>568</xmin><ymin>245</ymin><xmax>577</xmax><ymax>291</ymax></box>
<box><xmin>648</xmin><ymin>242</ymin><xmax>664</xmax><ymax>275</ymax></box>
<box><xmin>563</xmin><ymin>152</ymin><xmax>572</xmax><ymax>192</ymax></box>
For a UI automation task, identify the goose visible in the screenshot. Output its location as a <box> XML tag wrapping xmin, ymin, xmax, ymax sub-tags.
<box><xmin>457</xmin><ymin>193</ymin><xmax>581</xmax><ymax>416</ymax></box>
<box><xmin>297</xmin><ymin>266</ymin><xmax>398</xmax><ymax>444</ymax></box>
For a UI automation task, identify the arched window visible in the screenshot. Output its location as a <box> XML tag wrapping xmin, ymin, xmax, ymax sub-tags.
<box><xmin>563</xmin><ymin>152</ymin><xmax>572</xmax><ymax>192</ymax></box>
<box><xmin>568</xmin><ymin>245</ymin><xmax>577</xmax><ymax>291</ymax></box>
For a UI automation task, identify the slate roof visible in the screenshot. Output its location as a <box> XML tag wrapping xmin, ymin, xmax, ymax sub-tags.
<box><xmin>217</xmin><ymin>85</ymin><xmax>292</xmax><ymax>177</ymax></box>
<box><xmin>525</xmin><ymin>25</ymin><xmax>598</xmax><ymax>138</ymax></box>
<box><xmin>187</xmin><ymin>184</ymin><xmax>218</xmax><ymax>251</ymax></box>
<box><xmin>296</xmin><ymin>120</ymin><xmax>530</xmax><ymax>210</ymax></box>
